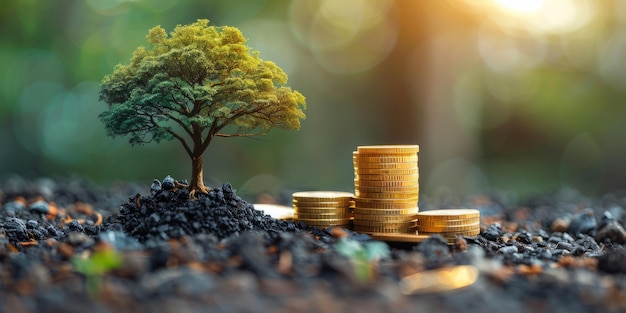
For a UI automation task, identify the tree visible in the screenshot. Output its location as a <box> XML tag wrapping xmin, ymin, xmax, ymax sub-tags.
<box><xmin>99</xmin><ymin>19</ymin><xmax>306</xmax><ymax>195</ymax></box>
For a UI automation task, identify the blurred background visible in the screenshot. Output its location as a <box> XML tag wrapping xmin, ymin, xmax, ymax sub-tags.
<box><xmin>2</xmin><ymin>0</ymin><xmax>626</xmax><ymax>201</ymax></box>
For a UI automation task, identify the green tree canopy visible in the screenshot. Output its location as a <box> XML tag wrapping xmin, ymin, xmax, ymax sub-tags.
<box><xmin>99</xmin><ymin>19</ymin><xmax>306</xmax><ymax>194</ymax></box>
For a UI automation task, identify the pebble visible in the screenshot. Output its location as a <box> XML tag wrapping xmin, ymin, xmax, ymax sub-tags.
<box><xmin>416</xmin><ymin>235</ymin><xmax>450</xmax><ymax>266</ymax></box>
<box><xmin>3</xmin><ymin>198</ymin><xmax>25</xmax><ymax>216</ymax></box>
<box><xmin>67</xmin><ymin>232</ymin><xmax>94</xmax><ymax>247</ymax></box>
<box><xmin>597</xmin><ymin>249</ymin><xmax>626</xmax><ymax>273</ymax></box>
<box><xmin>2</xmin><ymin>176</ymin><xmax>625</xmax><ymax>312</ymax></box>
<box><xmin>99</xmin><ymin>231</ymin><xmax>143</xmax><ymax>251</ymax></box>
<box><xmin>498</xmin><ymin>246</ymin><xmax>518</xmax><ymax>254</ymax></box>
<box><xmin>482</xmin><ymin>223</ymin><xmax>502</xmax><ymax>241</ymax></box>
<box><xmin>550</xmin><ymin>217</ymin><xmax>570</xmax><ymax>233</ymax></box>
<box><xmin>567</xmin><ymin>208</ymin><xmax>596</xmax><ymax>236</ymax></box>
<box><xmin>562</xmin><ymin>232</ymin><xmax>575</xmax><ymax>243</ymax></box>
<box><xmin>556</xmin><ymin>242</ymin><xmax>573</xmax><ymax>252</ymax></box>
<box><xmin>595</xmin><ymin>220</ymin><xmax>626</xmax><ymax>244</ymax></box>
<box><xmin>162</xmin><ymin>175</ymin><xmax>175</xmax><ymax>190</ymax></box>
<box><xmin>151</xmin><ymin>179</ymin><xmax>162</xmax><ymax>196</ymax></box>
<box><xmin>28</xmin><ymin>200</ymin><xmax>49</xmax><ymax>215</ymax></box>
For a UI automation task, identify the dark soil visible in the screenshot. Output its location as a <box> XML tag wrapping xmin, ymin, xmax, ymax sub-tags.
<box><xmin>2</xmin><ymin>176</ymin><xmax>626</xmax><ymax>313</ymax></box>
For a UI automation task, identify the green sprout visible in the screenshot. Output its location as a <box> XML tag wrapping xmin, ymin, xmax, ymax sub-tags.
<box><xmin>72</xmin><ymin>249</ymin><xmax>122</xmax><ymax>295</ymax></box>
<box><xmin>335</xmin><ymin>237</ymin><xmax>390</xmax><ymax>282</ymax></box>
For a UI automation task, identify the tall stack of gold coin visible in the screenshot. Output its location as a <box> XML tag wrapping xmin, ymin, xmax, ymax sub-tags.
<box><xmin>352</xmin><ymin>145</ymin><xmax>420</xmax><ymax>234</ymax></box>
<box><xmin>415</xmin><ymin>209</ymin><xmax>480</xmax><ymax>244</ymax></box>
<box><xmin>292</xmin><ymin>191</ymin><xmax>354</xmax><ymax>228</ymax></box>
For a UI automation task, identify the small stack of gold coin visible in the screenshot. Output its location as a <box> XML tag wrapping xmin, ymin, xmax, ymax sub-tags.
<box><xmin>292</xmin><ymin>191</ymin><xmax>354</xmax><ymax>228</ymax></box>
<box><xmin>415</xmin><ymin>209</ymin><xmax>480</xmax><ymax>244</ymax></box>
<box><xmin>352</xmin><ymin>145</ymin><xmax>420</xmax><ymax>234</ymax></box>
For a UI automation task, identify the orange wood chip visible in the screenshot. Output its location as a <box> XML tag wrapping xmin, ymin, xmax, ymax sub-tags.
<box><xmin>75</xmin><ymin>202</ymin><xmax>94</xmax><ymax>215</ymax></box>
<box><xmin>135</xmin><ymin>193</ymin><xmax>142</xmax><ymax>208</ymax></box>
<box><xmin>19</xmin><ymin>240</ymin><xmax>38</xmax><ymax>247</ymax></box>
<box><xmin>7</xmin><ymin>243</ymin><xmax>19</xmax><ymax>253</ymax></box>
<box><xmin>94</xmin><ymin>212</ymin><xmax>103</xmax><ymax>226</ymax></box>
<box><xmin>46</xmin><ymin>202</ymin><xmax>59</xmax><ymax>220</ymax></box>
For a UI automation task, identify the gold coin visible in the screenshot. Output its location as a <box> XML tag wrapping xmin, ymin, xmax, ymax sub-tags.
<box><xmin>293</xmin><ymin>200</ymin><xmax>353</xmax><ymax>208</ymax></box>
<box><xmin>415</xmin><ymin>209</ymin><xmax>480</xmax><ymax>220</ymax></box>
<box><xmin>295</xmin><ymin>212</ymin><xmax>351</xmax><ymax>219</ymax></box>
<box><xmin>353</xmin><ymin>213</ymin><xmax>418</xmax><ymax>222</ymax></box>
<box><xmin>399</xmin><ymin>265</ymin><xmax>479</xmax><ymax>295</ymax></box>
<box><xmin>354</xmin><ymin>207</ymin><xmax>419</xmax><ymax>216</ymax></box>
<box><xmin>354</xmin><ymin>200</ymin><xmax>418</xmax><ymax>209</ymax></box>
<box><xmin>417</xmin><ymin>222</ymin><xmax>480</xmax><ymax>233</ymax></box>
<box><xmin>353</xmin><ymin>154</ymin><xmax>418</xmax><ymax>163</ymax></box>
<box><xmin>295</xmin><ymin>207</ymin><xmax>351</xmax><ymax>214</ymax></box>
<box><xmin>354</xmin><ymin>168</ymin><xmax>418</xmax><ymax>175</ymax></box>
<box><xmin>354</xmin><ymin>180</ymin><xmax>419</xmax><ymax>188</ymax></box>
<box><xmin>355</xmin><ymin>191</ymin><xmax>419</xmax><ymax>199</ymax></box>
<box><xmin>296</xmin><ymin>218</ymin><xmax>351</xmax><ymax>226</ymax></box>
<box><xmin>353</xmin><ymin>162</ymin><xmax>417</xmax><ymax>169</ymax></box>
<box><xmin>355</xmin><ymin>185</ymin><xmax>419</xmax><ymax>193</ymax></box>
<box><xmin>357</xmin><ymin>145</ymin><xmax>420</xmax><ymax>154</ymax></box>
<box><xmin>416</xmin><ymin>216</ymin><xmax>480</xmax><ymax>228</ymax></box>
<box><xmin>292</xmin><ymin>191</ymin><xmax>354</xmax><ymax>201</ymax></box>
<box><xmin>369</xmin><ymin>233</ymin><xmax>428</xmax><ymax>243</ymax></box>
<box><xmin>416</xmin><ymin>218</ymin><xmax>479</xmax><ymax>227</ymax></box>
<box><xmin>356</xmin><ymin>197</ymin><xmax>418</xmax><ymax>205</ymax></box>
<box><xmin>352</xmin><ymin>219</ymin><xmax>416</xmax><ymax>227</ymax></box>
<box><xmin>304</xmin><ymin>223</ymin><xmax>352</xmax><ymax>229</ymax></box>
<box><xmin>355</xmin><ymin>173</ymin><xmax>419</xmax><ymax>181</ymax></box>
<box><xmin>353</xmin><ymin>225</ymin><xmax>417</xmax><ymax>234</ymax></box>
<box><xmin>418</xmin><ymin>229</ymin><xmax>480</xmax><ymax>237</ymax></box>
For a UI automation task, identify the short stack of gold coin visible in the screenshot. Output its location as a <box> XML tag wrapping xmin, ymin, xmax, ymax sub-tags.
<box><xmin>415</xmin><ymin>209</ymin><xmax>480</xmax><ymax>244</ymax></box>
<box><xmin>292</xmin><ymin>191</ymin><xmax>354</xmax><ymax>228</ymax></box>
<box><xmin>352</xmin><ymin>145</ymin><xmax>420</xmax><ymax>234</ymax></box>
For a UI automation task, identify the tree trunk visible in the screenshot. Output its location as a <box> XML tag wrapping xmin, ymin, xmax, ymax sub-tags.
<box><xmin>189</xmin><ymin>154</ymin><xmax>208</xmax><ymax>194</ymax></box>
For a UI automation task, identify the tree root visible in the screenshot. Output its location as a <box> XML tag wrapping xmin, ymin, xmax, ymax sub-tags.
<box><xmin>176</xmin><ymin>180</ymin><xmax>210</xmax><ymax>199</ymax></box>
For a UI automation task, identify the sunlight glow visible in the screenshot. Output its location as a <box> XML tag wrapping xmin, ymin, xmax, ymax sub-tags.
<box><xmin>494</xmin><ymin>0</ymin><xmax>544</xmax><ymax>15</ymax></box>
<box><xmin>488</xmin><ymin>0</ymin><xmax>593</xmax><ymax>35</ymax></box>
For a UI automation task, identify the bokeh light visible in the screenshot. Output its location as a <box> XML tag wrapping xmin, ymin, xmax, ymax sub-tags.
<box><xmin>288</xmin><ymin>0</ymin><xmax>398</xmax><ymax>74</ymax></box>
<box><xmin>3</xmin><ymin>0</ymin><xmax>626</xmax><ymax>199</ymax></box>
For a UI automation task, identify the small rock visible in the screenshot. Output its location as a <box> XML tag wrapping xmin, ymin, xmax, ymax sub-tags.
<box><xmin>67</xmin><ymin>232</ymin><xmax>94</xmax><ymax>247</ymax></box>
<box><xmin>3</xmin><ymin>197</ymin><xmax>26</xmax><ymax>216</ymax></box>
<box><xmin>556</xmin><ymin>242</ymin><xmax>573</xmax><ymax>251</ymax></box>
<box><xmin>551</xmin><ymin>217</ymin><xmax>570</xmax><ymax>233</ymax></box>
<box><xmin>539</xmin><ymin>249</ymin><xmax>552</xmax><ymax>260</ymax></box>
<box><xmin>498</xmin><ymin>246</ymin><xmax>518</xmax><ymax>254</ymax></box>
<box><xmin>416</xmin><ymin>235</ymin><xmax>451</xmax><ymax>266</ymax></box>
<box><xmin>597</xmin><ymin>249</ymin><xmax>626</xmax><ymax>273</ymax></box>
<box><xmin>516</xmin><ymin>231</ymin><xmax>532</xmax><ymax>244</ymax></box>
<box><xmin>548</xmin><ymin>236</ymin><xmax>561</xmax><ymax>244</ymax></box>
<box><xmin>150</xmin><ymin>179</ymin><xmax>162</xmax><ymax>196</ymax></box>
<box><xmin>567</xmin><ymin>209</ymin><xmax>596</xmax><ymax>236</ymax></box>
<box><xmin>162</xmin><ymin>175</ymin><xmax>175</xmax><ymax>190</ymax></box>
<box><xmin>595</xmin><ymin>221</ymin><xmax>626</xmax><ymax>244</ymax></box>
<box><xmin>598</xmin><ymin>211</ymin><xmax>616</xmax><ymax>229</ymax></box>
<box><xmin>99</xmin><ymin>231</ymin><xmax>143</xmax><ymax>251</ymax></box>
<box><xmin>482</xmin><ymin>223</ymin><xmax>502</xmax><ymax>241</ymax></box>
<box><xmin>562</xmin><ymin>232</ymin><xmax>575</xmax><ymax>243</ymax></box>
<box><xmin>29</xmin><ymin>200</ymin><xmax>50</xmax><ymax>214</ymax></box>
<box><xmin>532</xmin><ymin>236</ymin><xmax>544</xmax><ymax>243</ymax></box>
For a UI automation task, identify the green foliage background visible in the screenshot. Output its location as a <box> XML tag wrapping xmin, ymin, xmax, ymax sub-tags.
<box><xmin>3</xmin><ymin>0</ymin><xmax>626</xmax><ymax>199</ymax></box>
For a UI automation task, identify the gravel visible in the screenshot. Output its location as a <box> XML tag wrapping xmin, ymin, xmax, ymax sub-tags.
<box><xmin>1</xmin><ymin>177</ymin><xmax>626</xmax><ymax>312</ymax></box>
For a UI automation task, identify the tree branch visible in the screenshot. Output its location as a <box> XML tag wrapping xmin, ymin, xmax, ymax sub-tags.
<box><xmin>146</xmin><ymin>114</ymin><xmax>192</xmax><ymax>157</ymax></box>
<box><xmin>160</xmin><ymin>111</ymin><xmax>193</xmax><ymax>138</ymax></box>
<box><xmin>215</xmin><ymin>133</ymin><xmax>263</xmax><ymax>137</ymax></box>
